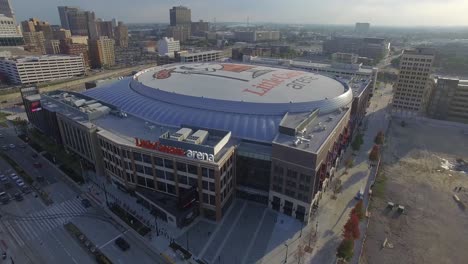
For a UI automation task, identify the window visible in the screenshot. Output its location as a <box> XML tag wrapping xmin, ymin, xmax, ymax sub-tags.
<box><xmin>142</xmin><ymin>154</ymin><xmax>151</xmax><ymax>164</ymax></box>
<box><xmin>133</xmin><ymin>152</ymin><xmax>142</xmax><ymax>162</ymax></box>
<box><xmin>202</xmin><ymin>180</ymin><xmax>209</xmax><ymax>190</ymax></box>
<box><xmin>164</xmin><ymin>159</ymin><xmax>173</xmax><ymax>169</ymax></box>
<box><xmin>188</xmin><ymin>177</ymin><xmax>198</xmax><ymax>187</ymax></box>
<box><xmin>209</xmin><ymin>169</ymin><xmax>215</xmax><ymax>179</ymax></box>
<box><xmin>203</xmin><ymin>193</ymin><xmax>209</xmax><ymax>203</ymax></box>
<box><xmin>166</xmin><ymin>172</ymin><xmax>175</xmax><ymax>182</ymax></box>
<box><xmin>202</xmin><ymin>167</ymin><xmax>208</xmax><ymax>177</ymax></box>
<box><xmin>146</xmin><ymin>178</ymin><xmax>154</xmax><ymax>189</ymax></box>
<box><xmin>209</xmin><ymin>195</ymin><xmax>215</xmax><ymax>205</ymax></box>
<box><xmin>157</xmin><ymin>181</ymin><xmax>167</xmax><ymax>192</ymax></box>
<box><xmin>209</xmin><ymin>182</ymin><xmax>215</xmax><ymax>192</ymax></box>
<box><xmin>155</xmin><ymin>157</ymin><xmax>164</xmax><ymax>167</ymax></box>
<box><xmin>167</xmin><ymin>184</ymin><xmax>175</xmax><ymax>194</ymax></box>
<box><xmin>179</xmin><ymin>175</ymin><xmax>188</xmax><ymax>185</ymax></box>
<box><xmin>177</xmin><ymin>162</ymin><xmax>186</xmax><ymax>172</ymax></box>
<box><xmin>188</xmin><ymin>164</ymin><xmax>198</xmax><ymax>175</ymax></box>
<box><xmin>137</xmin><ymin>176</ymin><xmax>146</xmax><ymax>186</ymax></box>
<box><xmin>156</xmin><ymin>169</ymin><xmax>165</xmax><ymax>179</ymax></box>
<box><xmin>287</xmin><ymin>169</ymin><xmax>297</xmax><ymax>179</ymax></box>
<box><xmin>144</xmin><ymin>166</ymin><xmax>153</xmax><ymax>175</ymax></box>
<box><xmin>136</xmin><ymin>164</ymin><xmax>144</xmax><ymax>174</ymax></box>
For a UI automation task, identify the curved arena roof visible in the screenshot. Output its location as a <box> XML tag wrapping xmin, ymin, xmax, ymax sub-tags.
<box><xmin>83</xmin><ymin>63</ymin><xmax>353</xmax><ymax>142</ymax></box>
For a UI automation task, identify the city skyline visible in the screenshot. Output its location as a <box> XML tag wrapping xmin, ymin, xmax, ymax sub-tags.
<box><xmin>10</xmin><ymin>0</ymin><xmax>468</xmax><ymax>27</ymax></box>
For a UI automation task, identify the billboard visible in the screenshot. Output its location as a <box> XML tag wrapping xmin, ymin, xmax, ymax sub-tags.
<box><xmin>30</xmin><ymin>101</ymin><xmax>42</xmax><ymax>112</ymax></box>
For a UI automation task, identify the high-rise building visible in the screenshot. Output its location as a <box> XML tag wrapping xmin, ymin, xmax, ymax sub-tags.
<box><xmin>323</xmin><ymin>36</ymin><xmax>390</xmax><ymax>61</ymax></box>
<box><xmin>45</xmin><ymin>39</ymin><xmax>61</xmax><ymax>54</ymax></box>
<box><xmin>191</xmin><ymin>20</ymin><xmax>209</xmax><ymax>36</ymax></box>
<box><xmin>0</xmin><ymin>14</ymin><xmax>23</xmax><ymax>46</ymax></box>
<box><xmin>22</xmin><ymin>31</ymin><xmax>46</xmax><ymax>54</ymax></box>
<box><xmin>111</xmin><ymin>18</ymin><xmax>118</xmax><ymax>27</ymax></box>
<box><xmin>392</xmin><ymin>48</ymin><xmax>435</xmax><ymax>114</ymax></box>
<box><xmin>428</xmin><ymin>77</ymin><xmax>468</xmax><ymax>123</ymax></box>
<box><xmin>355</xmin><ymin>23</ymin><xmax>370</xmax><ymax>34</ymax></box>
<box><xmin>21</xmin><ymin>18</ymin><xmax>53</xmax><ymax>40</ymax></box>
<box><xmin>96</xmin><ymin>20</ymin><xmax>114</xmax><ymax>38</ymax></box>
<box><xmin>114</xmin><ymin>22</ymin><xmax>128</xmax><ymax>48</ymax></box>
<box><xmin>88</xmin><ymin>36</ymin><xmax>115</xmax><ymax>68</ymax></box>
<box><xmin>167</xmin><ymin>25</ymin><xmax>190</xmax><ymax>43</ymax></box>
<box><xmin>170</xmin><ymin>6</ymin><xmax>191</xmax><ymax>26</ymax></box>
<box><xmin>158</xmin><ymin>37</ymin><xmax>180</xmax><ymax>56</ymax></box>
<box><xmin>69</xmin><ymin>35</ymin><xmax>88</xmax><ymax>45</ymax></box>
<box><xmin>53</xmin><ymin>29</ymin><xmax>71</xmax><ymax>40</ymax></box>
<box><xmin>60</xmin><ymin>38</ymin><xmax>89</xmax><ymax>67</ymax></box>
<box><xmin>58</xmin><ymin>6</ymin><xmax>78</xmax><ymax>30</ymax></box>
<box><xmin>0</xmin><ymin>0</ymin><xmax>16</xmax><ymax>22</ymax></box>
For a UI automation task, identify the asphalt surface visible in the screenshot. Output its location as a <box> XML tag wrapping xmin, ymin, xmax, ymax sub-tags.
<box><xmin>0</xmin><ymin>126</ymin><xmax>168</xmax><ymax>264</ymax></box>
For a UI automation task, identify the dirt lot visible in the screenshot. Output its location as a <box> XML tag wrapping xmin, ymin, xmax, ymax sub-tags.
<box><xmin>362</xmin><ymin>117</ymin><xmax>468</xmax><ymax>264</ymax></box>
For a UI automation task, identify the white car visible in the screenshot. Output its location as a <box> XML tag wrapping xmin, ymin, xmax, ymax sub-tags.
<box><xmin>10</xmin><ymin>174</ymin><xmax>19</xmax><ymax>181</ymax></box>
<box><xmin>9</xmin><ymin>144</ymin><xmax>15</xmax><ymax>149</ymax></box>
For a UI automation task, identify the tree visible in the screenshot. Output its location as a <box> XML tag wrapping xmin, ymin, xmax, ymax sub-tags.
<box><xmin>12</xmin><ymin>117</ymin><xmax>28</xmax><ymax>135</ymax></box>
<box><xmin>336</xmin><ymin>238</ymin><xmax>354</xmax><ymax>261</ymax></box>
<box><xmin>345</xmin><ymin>159</ymin><xmax>354</xmax><ymax>169</ymax></box>
<box><xmin>353</xmin><ymin>200</ymin><xmax>365</xmax><ymax>220</ymax></box>
<box><xmin>351</xmin><ymin>134</ymin><xmax>364</xmax><ymax>151</ymax></box>
<box><xmin>369</xmin><ymin>145</ymin><xmax>380</xmax><ymax>162</ymax></box>
<box><xmin>374</xmin><ymin>131</ymin><xmax>385</xmax><ymax>145</ymax></box>
<box><xmin>343</xmin><ymin>213</ymin><xmax>360</xmax><ymax>240</ymax></box>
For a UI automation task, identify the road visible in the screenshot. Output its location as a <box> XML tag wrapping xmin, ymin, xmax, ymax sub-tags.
<box><xmin>306</xmin><ymin>83</ymin><xmax>393</xmax><ymax>264</ymax></box>
<box><xmin>0</xmin><ymin>126</ymin><xmax>168</xmax><ymax>264</ymax></box>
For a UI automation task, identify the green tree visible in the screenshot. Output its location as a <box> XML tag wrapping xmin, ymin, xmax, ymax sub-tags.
<box><xmin>12</xmin><ymin>117</ymin><xmax>28</xmax><ymax>135</ymax></box>
<box><xmin>337</xmin><ymin>239</ymin><xmax>354</xmax><ymax>261</ymax></box>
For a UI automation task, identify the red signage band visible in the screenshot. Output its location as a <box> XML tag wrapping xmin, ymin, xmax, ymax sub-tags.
<box><xmin>135</xmin><ymin>138</ymin><xmax>185</xmax><ymax>156</ymax></box>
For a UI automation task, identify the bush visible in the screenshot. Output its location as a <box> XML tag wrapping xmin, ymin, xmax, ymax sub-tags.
<box><xmin>337</xmin><ymin>239</ymin><xmax>354</xmax><ymax>261</ymax></box>
<box><xmin>343</xmin><ymin>213</ymin><xmax>360</xmax><ymax>240</ymax></box>
<box><xmin>353</xmin><ymin>200</ymin><xmax>365</xmax><ymax>220</ymax></box>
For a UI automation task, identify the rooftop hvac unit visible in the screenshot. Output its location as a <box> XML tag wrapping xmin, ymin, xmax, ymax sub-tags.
<box><xmin>73</xmin><ymin>99</ymin><xmax>86</xmax><ymax>107</ymax></box>
<box><xmin>170</xmin><ymin>128</ymin><xmax>193</xmax><ymax>141</ymax></box>
<box><xmin>293</xmin><ymin>138</ymin><xmax>301</xmax><ymax>147</ymax></box>
<box><xmin>185</xmin><ymin>130</ymin><xmax>208</xmax><ymax>145</ymax></box>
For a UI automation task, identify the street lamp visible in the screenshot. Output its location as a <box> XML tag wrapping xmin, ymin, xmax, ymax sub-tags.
<box><xmin>284</xmin><ymin>242</ymin><xmax>289</xmax><ymax>264</ymax></box>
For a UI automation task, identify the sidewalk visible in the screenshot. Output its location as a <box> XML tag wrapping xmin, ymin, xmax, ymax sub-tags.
<box><xmin>83</xmin><ymin>172</ymin><xmax>195</xmax><ymax>263</ymax></box>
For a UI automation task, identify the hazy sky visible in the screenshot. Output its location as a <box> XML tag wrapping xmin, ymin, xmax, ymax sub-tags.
<box><xmin>12</xmin><ymin>0</ymin><xmax>468</xmax><ymax>26</ymax></box>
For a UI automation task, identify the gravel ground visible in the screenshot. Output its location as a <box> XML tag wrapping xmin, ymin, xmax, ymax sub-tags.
<box><xmin>362</xmin><ymin>117</ymin><xmax>468</xmax><ymax>264</ymax></box>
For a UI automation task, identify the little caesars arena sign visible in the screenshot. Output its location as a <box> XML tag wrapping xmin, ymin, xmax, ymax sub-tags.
<box><xmin>135</xmin><ymin>138</ymin><xmax>215</xmax><ymax>162</ymax></box>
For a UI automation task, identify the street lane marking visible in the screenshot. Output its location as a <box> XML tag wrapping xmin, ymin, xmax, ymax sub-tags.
<box><xmin>3</xmin><ymin>221</ymin><xmax>24</xmax><ymax>247</ymax></box>
<box><xmin>241</xmin><ymin>207</ymin><xmax>268</xmax><ymax>264</ymax></box>
<box><xmin>98</xmin><ymin>229</ymin><xmax>130</xmax><ymax>249</ymax></box>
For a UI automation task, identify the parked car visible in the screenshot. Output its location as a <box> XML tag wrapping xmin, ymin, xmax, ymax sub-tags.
<box><xmin>1</xmin><ymin>192</ymin><xmax>10</xmax><ymax>204</ymax></box>
<box><xmin>33</xmin><ymin>162</ymin><xmax>42</xmax><ymax>168</ymax></box>
<box><xmin>115</xmin><ymin>237</ymin><xmax>130</xmax><ymax>251</ymax></box>
<box><xmin>0</xmin><ymin>175</ymin><xmax>7</xmax><ymax>182</ymax></box>
<box><xmin>2</xmin><ymin>145</ymin><xmax>8</xmax><ymax>150</ymax></box>
<box><xmin>8</xmin><ymin>144</ymin><xmax>15</xmax><ymax>149</ymax></box>
<box><xmin>81</xmin><ymin>199</ymin><xmax>91</xmax><ymax>208</ymax></box>
<box><xmin>22</xmin><ymin>186</ymin><xmax>31</xmax><ymax>194</ymax></box>
<box><xmin>19</xmin><ymin>144</ymin><xmax>26</xmax><ymax>148</ymax></box>
<box><xmin>14</xmin><ymin>192</ymin><xmax>23</xmax><ymax>201</ymax></box>
<box><xmin>10</xmin><ymin>174</ymin><xmax>19</xmax><ymax>181</ymax></box>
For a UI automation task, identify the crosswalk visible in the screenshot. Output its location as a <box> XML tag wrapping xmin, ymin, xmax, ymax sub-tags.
<box><xmin>1</xmin><ymin>198</ymin><xmax>90</xmax><ymax>246</ymax></box>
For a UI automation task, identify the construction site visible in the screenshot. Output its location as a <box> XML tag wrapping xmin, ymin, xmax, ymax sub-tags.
<box><xmin>362</xmin><ymin>117</ymin><xmax>468</xmax><ymax>264</ymax></box>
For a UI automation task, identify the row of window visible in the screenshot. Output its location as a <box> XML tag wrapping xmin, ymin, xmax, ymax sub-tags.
<box><xmin>402</xmin><ymin>57</ymin><xmax>432</xmax><ymax>63</ymax></box>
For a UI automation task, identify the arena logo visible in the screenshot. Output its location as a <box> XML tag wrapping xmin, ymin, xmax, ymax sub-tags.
<box><xmin>153</xmin><ymin>68</ymin><xmax>176</xmax><ymax>79</ymax></box>
<box><xmin>135</xmin><ymin>138</ymin><xmax>215</xmax><ymax>162</ymax></box>
<box><xmin>243</xmin><ymin>71</ymin><xmax>305</xmax><ymax>96</ymax></box>
<box><xmin>186</xmin><ymin>150</ymin><xmax>215</xmax><ymax>162</ymax></box>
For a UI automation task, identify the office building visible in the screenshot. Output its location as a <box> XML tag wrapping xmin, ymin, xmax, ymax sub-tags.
<box><xmin>60</xmin><ymin>38</ymin><xmax>89</xmax><ymax>67</ymax></box>
<box><xmin>58</xmin><ymin>6</ymin><xmax>78</xmax><ymax>30</ymax></box>
<box><xmin>0</xmin><ymin>55</ymin><xmax>85</xmax><ymax>84</ymax></box>
<box><xmin>167</xmin><ymin>25</ymin><xmax>190</xmax><ymax>43</ymax></box>
<box><xmin>0</xmin><ymin>14</ymin><xmax>22</xmax><ymax>46</ymax></box>
<box><xmin>22</xmin><ymin>31</ymin><xmax>46</xmax><ymax>54</ymax></box>
<box><xmin>191</xmin><ymin>20</ymin><xmax>209</xmax><ymax>36</ymax></box>
<box><xmin>114</xmin><ymin>22</ymin><xmax>128</xmax><ymax>48</ymax></box>
<box><xmin>88</xmin><ymin>36</ymin><xmax>115</xmax><ymax>68</ymax></box>
<box><xmin>21</xmin><ymin>18</ymin><xmax>53</xmax><ymax>40</ymax></box>
<box><xmin>234</xmin><ymin>31</ymin><xmax>281</xmax><ymax>42</ymax></box>
<box><xmin>70</xmin><ymin>35</ymin><xmax>88</xmax><ymax>45</ymax></box>
<box><xmin>0</xmin><ymin>0</ymin><xmax>15</xmax><ymax>22</ymax></box>
<box><xmin>323</xmin><ymin>36</ymin><xmax>390</xmax><ymax>61</ymax></box>
<box><xmin>392</xmin><ymin>48</ymin><xmax>435</xmax><ymax>114</ymax></box>
<box><xmin>355</xmin><ymin>23</ymin><xmax>370</xmax><ymax>34</ymax></box>
<box><xmin>170</xmin><ymin>6</ymin><xmax>191</xmax><ymax>26</ymax></box>
<box><xmin>158</xmin><ymin>37</ymin><xmax>180</xmax><ymax>57</ymax></box>
<box><xmin>428</xmin><ymin>77</ymin><xmax>468</xmax><ymax>123</ymax></box>
<box><xmin>45</xmin><ymin>39</ymin><xmax>61</xmax><ymax>54</ymax></box>
<box><xmin>25</xmin><ymin>62</ymin><xmax>372</xmax><ymax>224</ymax></box>
<box><xmin>96</xmin><ymin>20</ymin><xmax>114</xmax><ymax>38</ymax></box>
<box><xmin>53</xmin><ymin>29</ymin><xmax>71</xmax><ymax>40</ymax></box>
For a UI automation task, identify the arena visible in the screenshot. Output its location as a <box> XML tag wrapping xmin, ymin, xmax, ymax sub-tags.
<box><xmin>23</xmin><ymin>62</ymin><xmax>373</xmax><ymax>226</ymax></box>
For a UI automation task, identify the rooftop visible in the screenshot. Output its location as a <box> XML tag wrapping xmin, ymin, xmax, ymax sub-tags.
<box><xmin>135</xmin><ymin>63</ymin><xmax>347</xmax><ymax>104</ymax></box>
<box><xmin>2</xmin><ymin>55</ymin><xmax>83</xmax><ymax>63</ymax></box>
